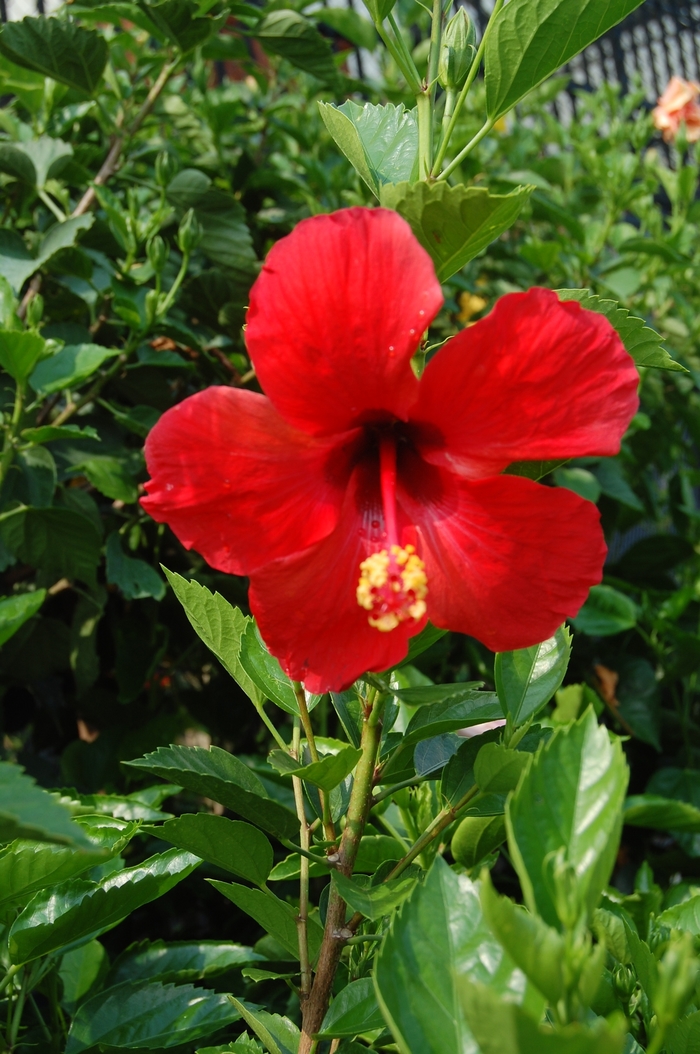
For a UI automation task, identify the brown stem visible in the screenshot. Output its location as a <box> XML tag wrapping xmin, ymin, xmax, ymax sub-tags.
<box><xmin>298</xmin><ymin>693</ymin><xmax>385</xmax><ymax>1053</ymax></box>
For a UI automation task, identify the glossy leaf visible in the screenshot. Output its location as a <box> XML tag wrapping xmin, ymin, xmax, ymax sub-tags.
<box><xmin>485</xmin><ymin>0</ymin><xmax>646</xmax><ymax>120</ymax></box>
<box><xmin>107</xmin><ymin>939</ymin><xmax>265</xmax><ymax>987</ymax></box>
<box><xmin>123</xmin><ymin>744</ymin><xmax>299</xmax><ymax>839</ymax></box>
<box><xmin>21</xmin><ymin>424</ymin><xmax>99</xmax><ymax>444</ymax></box>
<box><xmin>402</xmin><ymin>691</ymin><xmax>503</xmax><ymax>745</ymax></box>
<box><xmin>29</xmin><ymin>343</ymin><xmax>120</xmax><ymax>395</ymax></box>
<box><xmin>163</xmin><ymin>570</ymin><xmax>264</xmax><ymax>707</ymax></box>
<box><xmin>209</xmin><ymin>881</ymin><xmax>323</xmax><ymax>961</ymax></box>
<box><xmin>573</xmin><ymin>585</ymin><xmax>638</xmax><ymax>636</ymax></box>
<box><xmin>507</xmin><ymin>708</ymin><xmax>629</xmax><ymax>928</ymax></box>
<box><xmin>624</xmin><ymin>795</ymin><xmax>700</xmax><ymax>832</ymax></box>
<box><xmin>106</xmin><ymin>532</ymin><xmax>166</xmax><ymax>600</ymax></box>
<box><xmin>238</xmin><ymin>621</ymin><xmax>300</xmax><ymax>714</ymax></box>
<box><xmin>65</xmin><ymin>980</ymin><xmax>242</xmax><ymax>1053</ymax></box>
<box><xmin>380</xmin><ymin>181</ymin><xmax>533</xmax><ymax>281</ymax></box>
<box><xmin>474</xmin><ymin>744</ymin><xmax>530</xmax><ymax>794</ymax></box>
<box><xmin>59</xmin><ymin>940</ymin><xmax>109</xmax><ymax>1015</ymax></box>
<box><xmin>392</xmin><ymin>681</ymin><xmax>483</xmax><ymax>707</ymax></box>
<box><xmin>317</xmin><ymin>978</ymin><xmax>384</xmax><ymax>1038</ymax></box>
<box><xmin>440</xmin><ymin>729</ymin><xmax>503</xmax><ymax>806</ymax></box>
<box><xmin>374</xmin><ymin>858</ymin><xmax>544</xmax><ymax>1054</ymax></box>
<box><xmin>494</xmin><ymin>626</ymin><xmax>571</xmax><ymax>725</ymax></box>
<box><xmin>0</xmin><ymin>839</ymin><xmax>108</xmax><ymax>909</ymax></box>
<box><xmin>268</xmin><ymin>744</ymin><xmax>362</xmax><ymax>792</ymax></box>
<box><xmin>0</xmin><ymin>17</ymin><xmax>108</xmax><ymax>94</ymax></box>
<box><xmin>451</xmin><ymin>814</ymin><xmax>507</xmax><ymax>869</ymax></box>
<box><xmin>318</xmin><ymin>100</ymin><xmax>418</xmax><ymax>198</ymax></box>
<box><xmin>156</xmin><ymin>814</ymin><xmax>273</xmax><ymax>886</ymax></box>
<box><xmin>0</xmin><ymin>589</ymin><xmax>45</xmax><ymax>646</ymax></box>
<box><xmin>0</xmin><ymin>762</ymin><xmax>93</xmax><ymax>848</ymax></box>
<box><xmin>227</xmin><ymin>999</ymin><xmax>300</xmax><ymax>1054</ymax></box>
<box><xmin>9</xmin><ymin>848</ymin><xmax>200</xmax><ymax>963</ymax></box>
<box><xmin>332</xmin><ymin>870</ymin><xmax>418</xmax><ymax>921</ymax></box>
<box><xmin>255</xmin><ymin>10</ymin><xmax>336</xmax><ymax>83</ymax></box>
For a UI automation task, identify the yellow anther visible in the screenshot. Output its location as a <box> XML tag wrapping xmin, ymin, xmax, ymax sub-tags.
<box><xmin>356</xmin><ymin>544</ymin><xmax>428</xmax><ymax>632</ymax></box>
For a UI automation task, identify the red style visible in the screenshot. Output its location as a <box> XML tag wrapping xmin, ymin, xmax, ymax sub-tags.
<box><xmin>142</xmin><ymin>207</ymin><xmax>639</xmax><ymax>692</ymax></box>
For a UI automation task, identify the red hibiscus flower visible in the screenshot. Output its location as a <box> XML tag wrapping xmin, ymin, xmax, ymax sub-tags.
<box><xmin>142</xmin><ymin>207</ymin><xmax>639</xmax><ymax>693</ymax></box>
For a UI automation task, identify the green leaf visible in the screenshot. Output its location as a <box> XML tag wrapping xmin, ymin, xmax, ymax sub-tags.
<box><xmin>4</xmin><ymin>214</ymin><xmax>94</xmax><ymax>293</ymax></box>
<box><xmin>450</xmin><ymin>814</ymin><xmax>507</xmax><ymax>869</ymax></box>
<box><xmin>59</xmin><ymin>940</ymin><xmax>109</xmax><ymax>1015</ymax></box>
<box><xmin>29</xmin><ymin>343</ymin><xmax>119</xmax><ymax>395</ymax></box>
<box><xmin>474</xmin><ymin>744</ymin><xmax>530</xmax><ymax>793</ymax></box>
<box><xmin>480</xmin><ymin>871</ymin><xmax>565</xmax><ymax>1004</ymax></box>
<box><xmin>268</xmin><ymin>745</ymin><xmax>362</xmax><ymax>792</ymax></box>
<box><xmin>0</xmin><ymin>762</ymin><xmax>93</xmax><ymax>848</ymax></box>
<box><xmin>624</xmin><ymin>795</ymin><xmax>700</xmax><ymax>832</ymax></box>
<box><xmin>485</xmin><ymin>0</ymin><xmax>646</xmax><ymax>120</ymax></box>
<box><xmin>668</xmin><ymin>1010</ymin><xmax>700</xmax><ymax>1054</ymax></box>
<box><xmin>318</xmin><ymin>100</ymin><xmax>418</xmax><ymax>198</ymax></box>
<box><xmin>0</xmin><ymin>330</ymin><xmax>45</xmax><ymax>383</ymax></box>
<box><xmin>107</xmin><ymin>939</ymin><xmax>264</xmax><ymax>987</ymax></box>
<box><xmin>0</xmin><ymin>839</ymin><xmax>108</xmax><ymax>909</ymax></box>
<box><xmin>391</xmin><ymin>681</ymin><xmax>483</xmax><ymax>707</ymax></box>
<box><xmin>209</xmin><ymin>881</ymin><xmax>323</xmax><ymax>961</ymax></box>
<box><xmin>402</xmin><ymin>623</ymin><xmax>448</xmax><ymax>665</ymax></box>
<box><xmin>318</xmin><ymin>978</ymin><xmax>384</xmax><ymax>1038</ymax></box>
<box><xmin>0</xmin><ymin>136</ymin><xmax>73</xmax><ymax>189</ymax></box>
<box><xmin>21</xmin><ymin>424</ymin><xmax>99</xmax><ymax>444</ymax></box>
<box><xmin>65</xmin><ymin>980</ymin><xmax>242</xmax><ymax>1054</ymax></box>
<box><xmin>70</xmin><ymin>456</ymin><xmax>138</xmax><ymax>504</ymax></box>
<box><xmin>123</xmin><ymin>744</ymin><xmax>299</xmax><ymax>839</ymax></box>
<box><xmin>572</xmin><ymin>585</ymin><xmax>638</xmax><ymax>636</ymax></box>
<box><xmin>314</xmin><ymin>8</ymin><xmax>376</xmax><ymax>50</ymax></box>
<box><xmin>0</xmin><ymin>506</ymin><xmax>102</xmax><ymax>587</ymax></box>
<box><xmin>506</xmin><ymin>707</ymin><xmax>629</xmax><ymax>929</ymax></box>
<box><xmin>332</xmin><ymin>870</ymin><xmax>418</xmax><ymax>921</ymax></box>
<box><xmin>380</xmin><ymin>181</ymin><xmax>533</xmax><ymax>281</ymax></box>
<box><xmin>9</xmin><ymin>848</ymin><xmax>200</xmax><ymax>964</ymax></box>
<box><xmin>0</xmin><ymin>590</ymin><xmax>45</xmax><ymax>647</ymax></box>
<box><xmin>163</xmin><ymin>570</ymin><xmax>264</xmax><ymax>708</ymax></box>
<box><xmin>0</xmin><ymin>17</ymin><xmax>108</xmax><ymax>94</ymax></box>
<box><xmin>657</xmin><ymin>896</ymin><xmax>700</xmax><ymax>935</ymax></box>
<box><xmin>374</xmin><ymin>858</ymin><xmax>544</xmax><ymax>1054</ymax></box>
<box><xmin>402</xmin><ymin>691</ymin><xmax>503</xmax><ymax>745</ymax></box>
<box><xmin>255</xmin><ymin>10</ymin><xmax>336</xmax><ymax>84</ymax></box>
<box><xmin>13</xmin><ymin>446</ymin><xmax>57</xmax><ymax>508</ymax></box>
<box><xmin>557</xmin><ymin>289</ymin><xmax>686</xmax><ymax>372</ymax></box>
<box><xmin>440</xmin><ymin>728</ymin><xmax>503</xmax><ymax>806</ymax></box>
<box><xmin>227</xmin><ymin>999</ymin><xmax>300</xmax><ymax>1054</ymax></box>
<box><xmin>495</xmin><ymin>626</ymin><xmax>571</xmax><ymax>725</ymax></box>
<box><xmin>138</xmin><ymin>0</ymin><xmax>218</xmax><ymax>51</ymax></box>
<box><xmin>238</xmin><ymin>622</ymin><xmax>299</xmax><ymax>714</ymax></box>
<box><xmin>156</xmin><ymin>814</ymin><xmax>273</xmax><ymax>886</ymax></box>
<box><xmin>106</xmin><ymin>532</ymin><xmax>166</xmax><ymax>601</ymax></box>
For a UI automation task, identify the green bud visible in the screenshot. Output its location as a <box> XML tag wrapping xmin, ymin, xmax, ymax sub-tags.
<box><xmin>155</xmin><ymin>151</ymin><xmax>179</xmax><ymax>188</ymax></box>
<box><xmin>438</xmin><ymin>9</ymin><xmax>477</xmax><ymax>92</ymax></box>
<box><xmin>177</xmin><ymin>208</ymin><xmax>203</xmax><ymax>255</ymax></box>
<box><xmin>147</xmin><ymin>235</ymin><xmax>169</xmax><ymax>274</ymax></box>
<box><xmin>25</xmin><ymin>293</ymin><xmax>44</xmax><ymax>329</ymax></box>
<box><xmin>612</xmin><ymin>963</ymin><xmax>637</xmax><ymax>1002</ymax></box>
<box><xmin>361</xmin><ymin>0</ymin><xmax>396</xmax><ymax>25</ymax></box>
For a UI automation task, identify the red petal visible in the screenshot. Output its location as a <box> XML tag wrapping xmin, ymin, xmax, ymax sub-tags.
<box><xmin>398</xmin><ymin>465</ymin><xmax>606</xmax><ymax>652</ymax></box>
<box><xmin>412</xmin><ymin>289</ymin><xmax>639</xmax><ymax>477</ymax></box>
<box><xmin>142</xmin><ymin>387</ymin><xmax>357</xmax><ymax>575</ymax></box>
<box><xmin>249</xmin><ymin>467</ymin><xmax>425</xmax><ymax>693</ymax></box>
<box><xmin>245</xmin><ymin>207</ymin><xmax>443</xmax><ymax>436</ymax></box>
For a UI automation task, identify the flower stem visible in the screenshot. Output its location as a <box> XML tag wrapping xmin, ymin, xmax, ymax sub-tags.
<box><xmin>416</xmin><ymin>90</ymin><xmax>433</xmax><ymax>180</ymax></box>
<box><xmin>293</xmin><ymin>682</ymin><xmax>336</xmax><ymax>845</ymax></box>
<box><xmin>298</xmin><ymin>691</ymin><xmax>387</xmax><ymax>1052</ymax></box>
<box><xmin>292</xmin><ymin>720</ymin><xmax>312</xmax><ymax>1001</ymax></box>
<box><xmin>437</xmin><ymin>117</ymin><xmax>496</xmax><ymax>182</ymax></box>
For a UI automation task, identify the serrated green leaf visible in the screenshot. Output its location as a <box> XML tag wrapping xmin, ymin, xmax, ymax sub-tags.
<box><xmin>59</xmin><ymin>940</ymin><xmax>109</xmax><ymax>1015</ymax></box>
<box><xmin>268</xmin><ymin>745</ymin><xmax>362</xmax><ymax>792</ymax></box>
<box><xmin>0</xmin><ymin>17</ymin><xmax>108</xmax><ymax>94</ymax></box>
<box><xmin>506</xmin><ymin>708</ymin><xmax>629</xmax><ymax>928</ymax></box>
<box><xmin>138</xmin><ymin>0</ymin><xmax>218</xmax><ymax>51</ymax></box>
<box><xmin>156</xmin><ymin>814</ymin><xmax>273</xmax><ymax>885</ymax></box>
<box><xmin>380</xmin><ymin>181</ymin><xmax>533</xmax><ymax>281</ymax></box>
<box><xmin>624</xmin><ymin>795</ymin><xmax>700</xmax><ymax>832</ymax></box>
<box><xmin>402</xmin><ymin>691</ymin><xmax>502</xmax><ymax>745</ymax></box>
<box><xmin>474</xmin><ymin>743</ymin><xmax>530</xmax><ymax>794</ymax></box>
<box><xmin>494</xmin><ymin>626</ymin><xmax>571</xmax><ymax>725</ymax></box>
<box><xmin>0</xmin><ymin>506</ymin><xmax>102</xmax><ymax>587</ymax></box>
<box><xmin>657</xmin><ymin>896</ymin><xmax>700</xmax><ymax>934</ymax></box>
<box><xmin>106</xmin><ymin>532</ymin><xmax>165</xmax><ymax>600</ymax></box>
<box><xmin>123</xmin><ymin>744</ymin><xmax>298</xmax><ymax>839</ymax></box>
<box><xmin>0</xmin><ymin>762</ymin><xmax>93</xmax><ymax>848</ymax></box>
<box><xmin>318</xmin><ymin>100</ymin><xmax>418</xmax><ymax>198</ymax></box>
<box><xmin>317</xmin><ymin>977</ymin><xmax>384</xmax><ymax>1038</ymax></box>
<box><xmin>107</xmin><ymin>939</ymin><xmax>264</xmax><ymax>987</ymax></box>
<box><xmin>485</xmin><ymin>0</ymin><xmax>645</xmax><ymax>120</ymax></box>
<box><xmin>0</xmin><ymin>136</ymin><xmax>72</xmax><ymax>189</ymax></box>
<box><xmin>0</xmin><ymin>590</ymin><xmax>45</xmax><ymax>647</ymax></box>
<box><xmin>451</xmin><ymin>814</ymin><xmax>507</xmax><ymax>869</ymax></box>
<box><xmin>332</xmin><ymin>870</ymin><xmax>418</xmax><ymax>922</ymax></box>
<box><xmin>238</xmin><ymin>621</ymin><xmax>300</xmax><ymax>714</ymax></box>
<box><xmin>572</xmin><ymin>585</ymin><xmax>638</xmax><ymax>637</ymax></box>
<box><xmin>1</xmin><ymin>214</ymin><xmax>94</xmax><ymax>292</ymax></box>
<box><xmin>227</xmin><ymin>999</ymin><xmax>300</xmax><ymax>1054</ymax></box>
<box><xmin>0</xmin><ymin>839</ymin><xmax>109</xmax><ymax>910</ymax></box>
<box><xmin>209</xmin><ymin>881</ymin><xmax>322</xmax><ymax>961</ymax></box>
<box><xmin>256</xmin><ymin>10</ymin><xmax>336</xmax><ymax>84</ymax></box>
<box><xmin>29</xmin><ymin>343</ymin><xmax>120</xmax><ymax>395</ymax></box>
<box><xmin>557</xmin><ymin>289</ymin><xmax>686</xmax><ymax>372</ymax></box>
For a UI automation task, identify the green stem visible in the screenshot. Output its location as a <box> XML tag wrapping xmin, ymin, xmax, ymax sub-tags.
<box><xmin>426</xmin><ymin>0</ymin><xmax>442</xmax><ymax>106</ymax></box>
<box><xmin>157</xmin><ymin>250</ymin><xmax>190</xmax><ymax>317</ymax></box>
<box><xmin>0</xmin><ymin>381</ymin><xmax>25</xmax><ymax>488</ymax></box>
<box><xmin>279</xmin><ymin>837</ymin><xmax>328</xmax><ymax>866</ymax></box>
<box><xmin>431</xmin><ymin>0</ymin><xmax>504</xmax><ymax>177</ymax></box>
<box><xmin>372</xmin><ymin>774</ymin><xmax>428</xmax><ymax>805</ymax></box>
<box><xmin>291</xmin><ymin>720</ymin><xmax>312</xmax><ymax>1001</ymax></box>
<box><xmin>293</xmin><ymin>682</ymin><xmax>336</xmax><ymax>844</ymax></box>
<box><xmin>416</xmin><ymin>91</ymin><xmax>433</xmax><ymax>180</ymax></box>
<box><xmin>28</xmin><ymin>995</ymin><xmax>52</xmax><ymax>1045</ymax></box>
<box><xmin>434</xmin><ymin>89</ymin><xmax>456</xmax><ymax>166</ymax></box>
<box><xmin>376</xmin><ymin>16</ymin><xmax>422</xmax><ymax>93</ymax></box>
<box><xmin>9</xmin><ymin>966</ymin><xmax>28</xmax><ymax>1049</ymax></box>
<box><xmin>0</xmin><ymin>964</ymin><xmax>20</xmax><ymax>997</ymax></box>
<box><xmin>385</xmin><ymin>783</ymin><xmax>481</xmax><ymax>879</ymax></box>
<box><xmin>256</xmin><ymin>702</ymin><xmax>288</xmax><ymax>751</ymax></box>
<box><xmin>38</xmin><ymin>188</ymin><xmax>66</xmax><ymax>223</ymax></box>
<box><xmin>437</xmin><ymin>117</ymin><xmax>495</xmax><ymax>182</ymax></box>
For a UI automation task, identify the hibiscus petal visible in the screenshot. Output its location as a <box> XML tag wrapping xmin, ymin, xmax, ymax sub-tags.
<box><xmin>249</xmin><ymin>467</ymin><xmax>425</xmax><ymax>693</ymax></box>
<box><xmin>142</xmin><ymin>386</ymin><xmax>357</xmax><ymax>575</ymax></box>
<box><xmin>245</xmin><ymin>207</ymin><xmax>443</xmax><ymax>437</ymax></box>
<box><xmin>399</xmin><ymin>466</ymin><xmax>606</xmax><ymax>653</ymax></box>
<box><xmin>412</xmin><ymin>288</ymin><xmax>639</xmax><ymax>478</ymax></box>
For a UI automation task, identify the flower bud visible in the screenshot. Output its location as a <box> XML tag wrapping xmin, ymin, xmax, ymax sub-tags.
<box><xmin>145</xmin><ymin>288</ymin><xmax>161</xmax><ymax>325</ymax></box>
<box><xmin>438</xmin><ymin>9</ymin><xmax>477</xmax><ymax>92</ymax></box>
<box><xmin>177</xmin><ymin>209</ymin><xmax>203</xmax><ymax>255</ymax></box>
<box><xmin>612</xmin><ymin>963</ymin><xmax>636</xmax><ymax>1002</ymax></box>
<box><xmin>147</xmin><ymin>235</ymin><xmax>169</xmax><ymax>274</ymax></box>
<box><xmin>155</xmin><ymin>151</ymin><xmax>179</xmax><ymax>188</ymax></box>
<box><xmin>25</xmin><ymin>293</ymin><xmax>44</xmax><ymax>329</ymax></box>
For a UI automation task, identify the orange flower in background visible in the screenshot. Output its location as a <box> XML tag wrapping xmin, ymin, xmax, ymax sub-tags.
<box><xmin>652</xmin><ymin>75</ymin><xmax>700</xmax><ymax>143</ymax></box>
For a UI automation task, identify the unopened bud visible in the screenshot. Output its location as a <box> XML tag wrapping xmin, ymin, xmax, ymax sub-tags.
<box><xmin>438</xmin><ymin>9</ymin><xmax>477</xmax><ymax>92</ymax></box>
<box><xmin>145</xmin><ymin>288</ymin><xmax>161</xmax><ymax>325</ymax></box>
<box><xmin>25</xmin><ymin>293</ymin><xmax>44</xmax><ymax>329</ymax></box>
<box><xmin>147</xmin><ymin>235</ymin><xmax>169</xmax><ymax>274</ymax></box>
<box><xmin>177</xmin><ymin>209</ymin><xmax>203</xmax><ymax>255</ymax></box>
<box><xmin>613</xmin><ymin>963</ymin><xmax>636</xmax><ymax>1002</ymax></box>
<box><xmin>155</xmin><ymin>151</ymin><xmax>179</xmax><ymax>188</ymax></box>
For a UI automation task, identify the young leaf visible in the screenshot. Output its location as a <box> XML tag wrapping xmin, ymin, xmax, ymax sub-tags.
<box><xmin>255</xmin><ymin>10</ymin><xmax>336</xmax><ymax>83</ymax></box>
<box><xmin>494</xmin><ymin>626</ymin><xmax>571</xmax><ymax>725</ymax></box>
<box><xmin>105</xmin><ymin>532</ymin><xmax>166</xmax><ymax>601</ymax></box>
<box><xmin>623</xmin><ymin>795</ymin><xmax>700</xmax><ymax>832</ymax></box>
<box><xmin>402</xmin><ymin>691</ymin><xmax>502</xmax><ymax>745</ymax></box>
<box><xmin>156</xmin><ymin>814</ymin><xmax>273</xmax><ymax>886</ymax></box>
<box><xmin>441</xmin><ymin>728</ymin><xmax>503</xmax><ymax>806</ymax></box>
<box><xmin>331</xmin><ymin>869</ymin><xmax>418</xmax><ymax>921</ymax></box>
<box><xmin>0</xmin><ymin>762</ymin><xmax>93</xmax><ymax>848</ymax></box>
<box><xmin>317</xmin><ymin>978</ymin><xmax>385</xmax><ymax>1038</ymax></box>
<box><xmin>123</xmin><ymin>744</ymin><xmax>299</xmax><ymax>839</ymax></box>
<box><xmin>572</xmin><ymin>585</ymin><xmax>638</xmax><ymax>636</ymax></box>
<box><xmin>657</xmin><ymin>896</ymin><xmax>700</xmax><ymax>935</ymax></box>
<box><xmin>0</xmin><ymin>840</ymin><xmax>108</xmax><ymax>910</ymax></box>
<box><xmin>29</xmin><ymin>343</ymin><xmax>120</xmax><ymax>395</ymax></box>
<box><xmin>451</xmin><ymin>814</ymin><xmax>507</xmax><ymax>869</ymax></box>
<box><xmin>209</xmin><ymin>881</ymin><xmax>323</xmax><ymax>960</ymax></box>
<box><xmin>268</xmin><ymin>744</ymin><xmax>362</xmax><ymax>792</ymax></box>
<box><xmin>380</xmin><ymin>182</ymin><xmax>533</xmax><ymax>282</ymax></box>
<box><xmin>374</xmin><ymin>858</ymin><xmax>544</xmax><ymax>1054</ymax></box>
<box><xmin>227</xmin><ymin>999</ymin><xmax>300</xmax><ymax>1054</ymax></box>
<box><xmin>557</xmin><ymin>289</ymin><xmax>686</xmax><ymax>371</ymax></box>
<box><xmin>163</xmin><ymin>570</ymin><xmax>264</xmax><ymax>707</ymax></box>
<box><xmin>391</xmin><ymin>682</ymin><xmax>483</xmax><ymax>707</ymax></box>
<box><xmin>485</xmin><ymin>0</ymin><xmax>646</xmax><ymax>120</ymax></box>
<box><xmin>318</xmin><ymin>101</ymin><xmax>418</xmax><ymax>198</ymax></box>
<box><xmin>0</xmin><ymin>17</ymin><xmax>108</xmax><ymax>94</ymax></box>
<box><xmin>65</xmin><ymin>980</ymin><xmax>243</xmax><ymax>1053</ymax></box>
<box><xmin>9</xmin><ymin>848</ymin><xmax>200</xmax><ymax>964</ymax></box>
<box><xmin>506</xmin><ymin>708</ymin><xmax>629</xmax><ymax>929</ymax></box>
<box><xmin>21</xmin><ymin>424</ymin><xmax>99</xmax><ymax>444</ymax></box>
<box><xmin>107</xmin><ymin>939</ymin><xmax>264</xmax><ymax>987</ymax></box>
<box><xmin>238</xmin><ymin>621</ymin><xmax>300</xmax><ymax>714</ymax></box>
<box><xmin>0</xmin><ymin>590</ymin><xmax>45</xmax><ymax>647</ymax></box>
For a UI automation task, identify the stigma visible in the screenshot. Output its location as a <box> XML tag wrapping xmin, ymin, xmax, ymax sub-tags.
<box><xmin>356</xmin><ymin>544</ymin><xmax>428</xmax><ymax>632</ymax></box>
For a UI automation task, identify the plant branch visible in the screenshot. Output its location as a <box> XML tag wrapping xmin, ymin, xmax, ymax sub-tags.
<box><xmin>437</xmin><ymin>117</ymin><xmax>495</xmax><ymax>182</ymax></box>
<box><xmin>292</xmin><ymin>720</ymin><xmax>312</xmax><ymax>1001</ymax></box>
<box><xmin>385</xmin><ymin>783</ymin><xmax>480</xmax><ymax>880</ymax></box>
<box><xmin>0</xmin><ymin>380</ymin><xmax>25</xmax><ymax>488</ymax></box>
<box><xmin>294</xmin><ymin>682</ymin><xmax>336</xmax><ymax>845</ymax></box>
